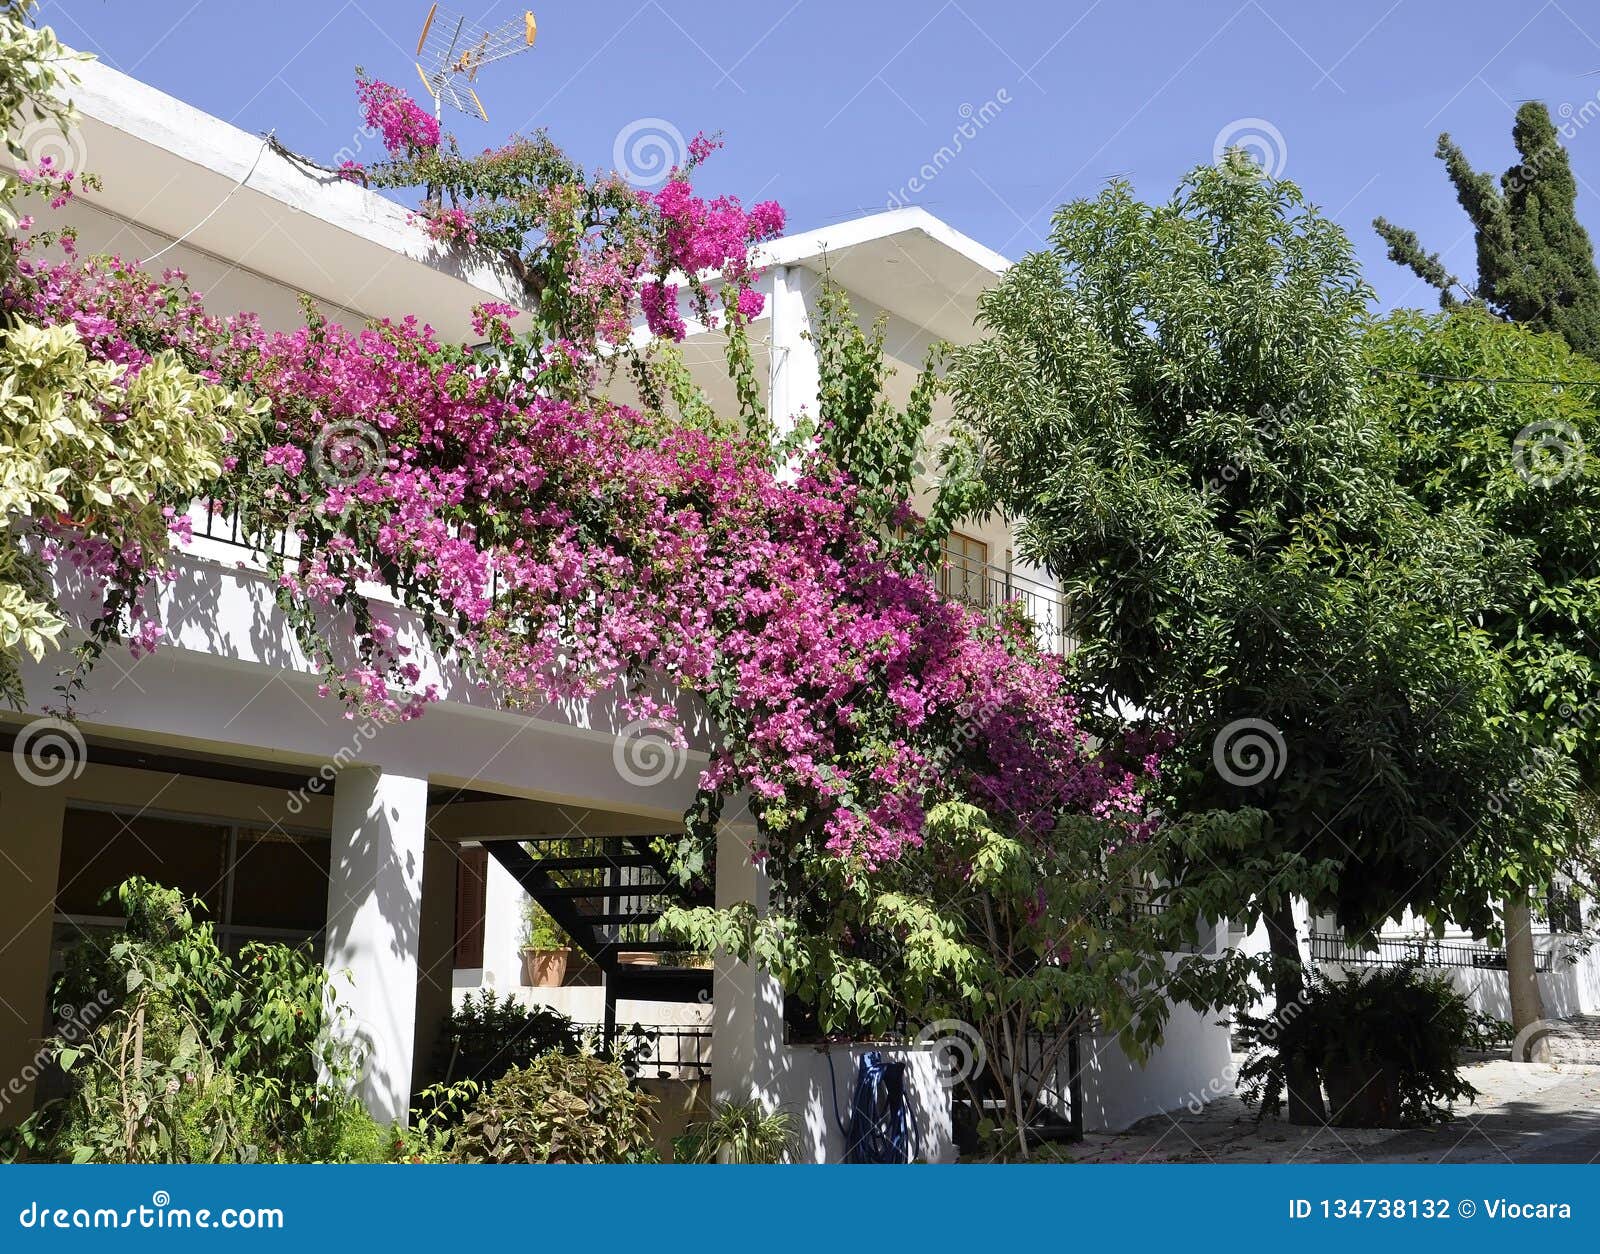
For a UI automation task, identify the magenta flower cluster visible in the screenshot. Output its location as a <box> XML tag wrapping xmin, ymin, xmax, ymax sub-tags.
<box><xmin>639</xmin><ymin>175</ymin><xmax>784</xmax><ymax>339</ymax></box>
<box><xmin>355</xmin><ymin>76</ymin><xmax>440</xmax><ymax>157</ymax></box>
<box><xmin>6</xmin><ymin>132</ymin><xmax>1153</xmax><ymax>870</ymax></box>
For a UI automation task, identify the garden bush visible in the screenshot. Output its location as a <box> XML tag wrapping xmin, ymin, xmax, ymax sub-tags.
<box><xmin>4</xmin><ymin>878</ymin><xmax>389</xmax><ymax>1164</ymax></box>
<box><xmin>1237</xmin><ymin>963</ymin><xmax>1510</xmax><ymax>1127</ymax></box>
<box><xmin>673</xmin><ymin>1099</ymin><xmax>796</xmax><ymax>1163</ymax></box>
<box><xmin>451</xmin><ymin>1052</ymin><xmax>656</xmax><ymax>1163</ymax></box>
<box><xmin>428</xmin><ymin>989</ymin><xmax>581</xmax><ymax>1088</ymax></box>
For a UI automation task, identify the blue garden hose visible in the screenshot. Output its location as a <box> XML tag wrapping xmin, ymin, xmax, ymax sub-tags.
<box><xmin>826</xmin><ymin>1048</ymin><xmax>922</xmax><ymax>1163</ymax></box>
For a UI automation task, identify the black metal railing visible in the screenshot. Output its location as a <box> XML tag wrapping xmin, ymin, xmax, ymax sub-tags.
<box><xmin>1310</xmin><ymin>932</ymin><xmax>1553</xmax><ymax>973</ymax></box>
<box><xmin>578</xmin><ymin>1022</ymin><xmax>712</xmax><ymax>1080</ymax></box>
<box><xmin>930</xmin><ymin>547</ymin><xmax>1071</xmax><ymax>656</ymax></box>
<box><xmin>190</xmin><ymin>499</ymin><xmax>294</xmax><ymax>557</ymax></box>
<box><xmin>192</xmin><ymin>503</ymin><xmax>1075</xmax><ymax>657</ymax></box>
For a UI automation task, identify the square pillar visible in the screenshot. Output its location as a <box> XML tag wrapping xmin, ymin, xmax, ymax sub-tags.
<box><xmin>766</xmin><ymin>264</ymin><xmax>820</xmax><ymax>440</ymax></box>
<box><xmin>0</xmin><ymin>752</ymin><xmax>68</xmax><ymax>1127</ymax></box>
<box><xmin>410</xmin><ymin>835</ymin><xmax>458</xmax><ymax>1095</ymax></box>
<box><xmin>710</xmin><ymin>822</ymin><xmax>784</xmax><ymax>1107</ymax></box>
<box><xmin>325</xmin><ymin>765</ymin><xmax>428</xmax><ymax>1125</ymax></box>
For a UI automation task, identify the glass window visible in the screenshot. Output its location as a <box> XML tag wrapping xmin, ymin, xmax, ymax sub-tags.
<box><xmin>55</xmin><ymin>809</ymin><xmax>229</xmax><ymax>920</ymax></box>
<box><xmin>940</xmin><ymin>531</ymin><xmax>990</xmax><ymax>608</ymax></box>
<box><xmin>53</xmin><ymin>809</ymin><xmax>330</xmax><ymax>958</ymax></box>
<box><xmin>230</xmin><ymin>828</ymin><xmax>331</xmax><ymax>935</ymax></box>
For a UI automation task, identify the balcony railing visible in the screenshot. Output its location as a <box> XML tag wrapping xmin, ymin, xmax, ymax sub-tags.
<box><xmin>1309</xmin><ymin>932</ymin><xmax>1554</xmax><ymax>973</ymax></box>
<box><xmin>188</xmin><ymin>502</ymin><xmax>1074</xmax><ymax>656</ymax></box>
<box><xmin>930</xmin><ymin>547</ymin><xmax>1072</xmax><ymax>656</ymax></box>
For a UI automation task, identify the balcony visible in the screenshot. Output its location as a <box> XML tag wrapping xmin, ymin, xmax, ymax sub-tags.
<box><xmin>931</xmin><ymin>547</ymin><xmax>1073</xmax><ymax>657</ymax></box>
<box><xmin>190</xmin><ymin>502</ymin><xmax>1074</xmax><ymax>658</ymax></box>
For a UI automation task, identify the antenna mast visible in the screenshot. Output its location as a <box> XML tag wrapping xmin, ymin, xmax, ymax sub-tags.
<box><xmin>413</xmin><ymin>4</ymin><xmax>539</xmax><ymax>125</ymax></box>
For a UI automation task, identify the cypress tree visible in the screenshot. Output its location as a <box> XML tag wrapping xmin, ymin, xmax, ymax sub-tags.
<box><xmin>1375</xmin><ymin>101</ymin><xmax>1600</xmax><ymax>358</ymax></box>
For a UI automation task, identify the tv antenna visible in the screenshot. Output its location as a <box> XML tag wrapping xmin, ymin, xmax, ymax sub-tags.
<box><xmin>413</xmin><ymin>5</ymin><xmax>538</xmax><ymax>124</ymax></box>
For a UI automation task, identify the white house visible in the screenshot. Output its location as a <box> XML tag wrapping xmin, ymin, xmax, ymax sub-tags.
<box><xmin>0</xmin><ymin>56</ymin><xmax>1231</xmax><ymax>1160</ymax></box>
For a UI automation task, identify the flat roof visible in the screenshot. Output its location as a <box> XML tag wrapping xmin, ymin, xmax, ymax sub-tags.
<box><xmin>21</xmin><ymin>58</ymin><xmax>1006</xmax><ymax>348</ymax></box>
<box><xmin>22</xmin><ymin>58</ymin><xmax>524</xmax><ymax>341</ymax></box>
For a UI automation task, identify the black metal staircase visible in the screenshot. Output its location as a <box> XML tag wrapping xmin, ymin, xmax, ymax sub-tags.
<box><xmin>485</xmin><ymin>834</ymin><xmax>714</xmax><ymax>1037</ymax></box>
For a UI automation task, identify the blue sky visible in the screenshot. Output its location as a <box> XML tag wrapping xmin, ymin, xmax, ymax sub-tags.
<box><xmin>36</xmin><ymin>0</ymin><xmax>1600</xmax><ymax>312</ymax></box>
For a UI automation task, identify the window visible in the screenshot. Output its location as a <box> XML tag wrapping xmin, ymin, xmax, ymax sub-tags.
<box><xmin>53</xmin><ymin>806</ymin><xmax>331</xmax><ymax>960</ymax></box>
<box><xmin>939</xmin><ymin>531</ymin><xmax>990</xmax><ymax>608</ymax></box>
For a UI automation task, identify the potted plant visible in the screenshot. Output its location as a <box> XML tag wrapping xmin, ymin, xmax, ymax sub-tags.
<box><xmin>520</xmin><ymin>903</ymin><xmax>573</xmax><ymax>987</ymax></box>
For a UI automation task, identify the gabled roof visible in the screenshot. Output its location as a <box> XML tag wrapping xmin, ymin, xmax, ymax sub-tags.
<box><xmin>759</xmin><ymin>206</ymin><xmax>1009</xmax><ymax>344</ymax></box>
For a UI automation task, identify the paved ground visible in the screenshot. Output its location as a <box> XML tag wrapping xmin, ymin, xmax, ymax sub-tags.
<box><xmin>1063</xmin><ymin>1017</ymin><xmax>1600</xmax><ymax>1164</ymax></box>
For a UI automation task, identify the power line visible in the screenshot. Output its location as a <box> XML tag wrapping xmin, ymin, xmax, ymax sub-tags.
<box><xmin>141</xmin><ymin>131</ymin><xmax>275</xmax><ymax>268</ymax></box>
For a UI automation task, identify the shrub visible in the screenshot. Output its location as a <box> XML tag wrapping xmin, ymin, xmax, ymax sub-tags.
<box><xmin>429</xmin><ymin>989</ymin><xmax>580</xmax><ymax>1088</ymax></box>
<box><xmin>8</xmin><ymin>878</ymin><xmax>382</xmax><ymax>1164</ymax></box>
<box><xmin>674</xmin><ymin>1100</ymin><xmax>796</xmax><ymax>1163</ymax></box>
<box><xmin>1237</xmin><ymin>963</ymin><xmax>1508</xmax><ymax>1127</ymax></box>
<box><xmin>452</xmin><ymin>1052</ymin><xmax>655</xmax><ymax>1163</ymax></box>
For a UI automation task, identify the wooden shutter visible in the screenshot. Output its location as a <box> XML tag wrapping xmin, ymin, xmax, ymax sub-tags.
<box><xmin>453</xmin><ymin>846</ymin><xmax>489</xmax><ymax>968</ymax></box>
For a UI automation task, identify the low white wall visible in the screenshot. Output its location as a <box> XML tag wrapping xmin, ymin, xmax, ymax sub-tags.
<box><xmin>774</xmin><ymin>1044</ymin><xmax>956</xmax><ymax>1164</ymax></box>
<box><xmin>506</xmin><ymin>985</ymin><xmax>713</xmax><ymax>1029</ymax></box>
<box><xmin>1074</xmin><ymin>979</ymin><xmax>1235</xmax><ymax>1133</ymax></box>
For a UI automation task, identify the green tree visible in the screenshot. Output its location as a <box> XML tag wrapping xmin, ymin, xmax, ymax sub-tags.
<box><xmin>1374</xmin><ymin>102</ymin><xmax>1600</xmax><ymax>359</ymax></box>
<box><xmin>950</xmin><ymin>163</ymin><xmax>1545</xmax><ymax>1122</ymax></box>
<box><xmin>805</xmin><ymin>274</ymin><xmax>985</xmax><ymax>560</ymax></box>
<box><xmin>1367</xmin><ymin>307</ymin><xmax>1600</xmax><ymax>1033</ymax></box>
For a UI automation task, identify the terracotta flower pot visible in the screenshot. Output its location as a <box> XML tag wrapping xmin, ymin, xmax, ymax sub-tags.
<box><xmin>522</xmin><ymin>947</ymin><xmax>571</xmax><ymax>987</ymax></box>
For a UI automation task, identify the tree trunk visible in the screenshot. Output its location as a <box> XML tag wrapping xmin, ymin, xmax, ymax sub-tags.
<box><xmin>1505</xmin><ymin>894</ymin><xmax>1548</xmax><ymax>1059</ymax></box>
<box><xmin>1263</xmin><ymin>899</ymin><xmax>1326</xmax><ymax>1124</ymax></box>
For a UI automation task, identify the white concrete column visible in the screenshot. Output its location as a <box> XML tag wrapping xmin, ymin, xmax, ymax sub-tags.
<box><xmin>766</xmin><ymin>264</ymin><xmax>820</xmax><ymax>441</ymax></box>
<box><xmin>0</xmin><ymin>752</ymin><xmax>67</xmax><ymax>1127</ymax></box>
<box><xmin>325</xmin><ymin>765</ymin><xmax>429</xmax><ymax>1124</ymax></box>
<box><xmin>710</xmin><ymin>822</ymin><xmax>784</xmax><ymax>1106</ymax></box>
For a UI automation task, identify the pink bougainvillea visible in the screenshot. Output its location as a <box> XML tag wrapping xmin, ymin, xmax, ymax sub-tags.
<box><xmin>415</xmin><ymin>204</ymin><xmax>478</xmax><ymax>247</ymax></box>
<box><xmin>355</xmin><ymin>75</ymin><xmax>439</xmax><ymax>156</ymax></box>
<box><xmin>4</xmin><ymin>93</ymin><xmax>1151</xmax><ymax>872</ymax></box>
